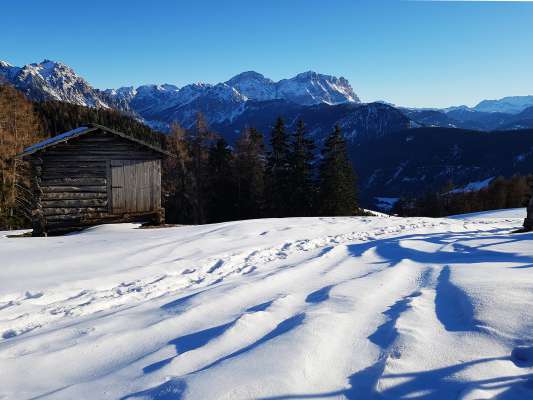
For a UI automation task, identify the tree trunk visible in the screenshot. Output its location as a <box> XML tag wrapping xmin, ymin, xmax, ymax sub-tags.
<box><xmin>524</xmin><ymin>196</ymin><xmax>533</xmax><ymax>231</ymax></box>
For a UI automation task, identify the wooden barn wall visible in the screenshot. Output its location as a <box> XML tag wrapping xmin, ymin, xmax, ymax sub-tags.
<box><xmin>36</xmin><ymin>129</ymin><xmax>162</xmax><ymax>230</ymax></box>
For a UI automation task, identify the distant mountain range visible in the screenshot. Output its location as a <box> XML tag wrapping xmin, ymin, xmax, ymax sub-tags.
<box><xmin>3</xmin><ymin>59</ymin><xmax>533</xmax><ymax>136</ymax></box>
<box><xmin>0</xmin><ymin>59</ymin><xmax>359</xmax><ymax>129</ymax></box>
<box><xmin>403</xmin><ymin>105</ymin><xmax>533</xmax><ymax>131</ymax></box>
<box><xmin>2</xmin><ymin>59</ymin><xmax>532</xmax><ymax>207</ymax></box>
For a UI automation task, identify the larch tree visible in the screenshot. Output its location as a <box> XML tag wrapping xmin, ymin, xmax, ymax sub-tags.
<box><xmin>162</xmin><ymin>122</ymin><xmax>198</xmax><ymax>224</ymax></box>
<box><xmin>0</xmin><ymin>85</ymin><xmax>42</xmax><ymax>229</ymax></box>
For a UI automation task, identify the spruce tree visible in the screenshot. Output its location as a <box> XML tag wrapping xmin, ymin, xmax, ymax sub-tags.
<box><xmin>206</xmin><ymin>138</ymin><xmax>237</xmax><ymax>222</ymax></box>
<box><xmin>266</xmin><ymin>117</ymin><xmax>291</xmax><ymax>217</ymax></box>
<box><xmin>318</xmin><ymin>125</ymin><xmax>359</xmax><ymax>216</ymax></box>
<box><xmin>234</xmin><ymin>127</ymin><xmax>265</xmax><ymax>219</ymax></box>
<box><xmin>288</xmin><ymin>119</ymin><xmax>316</xmax><ymax>216</ymax></box>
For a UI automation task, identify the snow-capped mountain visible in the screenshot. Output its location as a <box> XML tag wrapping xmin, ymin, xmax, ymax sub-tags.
<box><xmin>276</xmin><ymin>71</ymin><xmax>359</xmax><ymax>105</ymax></box>
<box><xmin>0</xmin><ymin>59</ymin><xmax>359</xmax><ymax>129</ymax></box>
<box><xmin>0</xmin><ymin>60</ymin><xmax>109</xmax><ymax>108</ymax></box>
<box><xmin>224</xmin><ymin>70</ymin><xmax>359</xmax><ymax>105</ymax></box>
<box><xmin>473</xmin><ymin>95</ymin><xmax>533</xmax><ymax>114</ymax></box>
<box><xmin>116</xmin><ymin>70</ymin><xmax>359</xmax><ymax>127</ymax></box>
<box><xmin>225</xmin><ymin>71</ymin><xmax>277</xmax><ymax>101</ymax></box>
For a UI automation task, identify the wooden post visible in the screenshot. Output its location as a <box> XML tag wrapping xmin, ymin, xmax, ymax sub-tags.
<box><xmin>30</xmin><ymin>157</ymin><xmax>46</xmax><ymax>236</ymax></box>
<box><xmin>524</xmin><ymin>195</ymin><xmax>533</xmax><ymax>232</ymax></box>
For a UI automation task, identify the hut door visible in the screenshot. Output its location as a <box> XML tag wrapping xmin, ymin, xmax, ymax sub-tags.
<box><xmin>110</xmin><ymin>160</ymin><xmax>160</xmax><ymax>213</ymax></box>
<box><xmin>111</xmin><ymin>160</ymin><xmax>126</xmax><ymax>213</ymax></box>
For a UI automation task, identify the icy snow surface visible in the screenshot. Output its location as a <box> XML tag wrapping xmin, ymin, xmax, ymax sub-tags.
<box><xmin>0</xmin><ymin>210</ymin><xmax>532</xmax><ymax>399</ymax></box>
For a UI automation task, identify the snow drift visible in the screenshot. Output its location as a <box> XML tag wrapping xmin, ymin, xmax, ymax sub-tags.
<box><xmin>0</xmin><ymin>209</ymin><xmax>532</xmax><ymax>399</ymax></box>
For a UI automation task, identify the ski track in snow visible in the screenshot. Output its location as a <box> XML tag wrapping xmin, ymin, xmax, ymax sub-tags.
<box><xmin>0</xmin><ymin>211</ymin><xmax>532</xmax><ymax>399</ymax></box>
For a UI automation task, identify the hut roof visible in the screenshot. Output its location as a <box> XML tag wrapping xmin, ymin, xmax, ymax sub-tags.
<box><xmin>18</xmin><ymin>123</ymin><xmax>173</xmax><ymax>157</ymax></box>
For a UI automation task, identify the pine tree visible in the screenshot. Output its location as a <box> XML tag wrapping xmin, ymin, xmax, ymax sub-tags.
<box><xmin>206</xmin><ymin>138</ymin><xmax>237</xmax><ymax>222</ymax></box>
<box><xmin>318</xmin><ymin>125</ymin><xmax>359</xmax><ymax>216</ymax></box>
<box><xmin>288</xmin><ymin>119</ymin><xmax>316</xmax><ymax>216</ymax></box>
<box><xmin>234</xmin><ymin>127</ymin><xmax>265</xmax><ymax>219</ymax></box>
<box><xmin>266</xmin><ymin>117</ymin><xmax>291</xmax><ymax>217</ymax></box>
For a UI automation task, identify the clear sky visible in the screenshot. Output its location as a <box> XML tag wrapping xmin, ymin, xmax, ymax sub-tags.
<box><xmin>2</xmin><ymin>0</ymin><xmax>533</xmax><ymax>108</ymax></box>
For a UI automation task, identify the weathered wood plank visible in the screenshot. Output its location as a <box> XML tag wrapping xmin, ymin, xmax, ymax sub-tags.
<box><xmin>42</xmin><ymin>192</ymin><xmax>107</xmax><ymax>200</ymax></box>
<box><xmin>154</xmin><ymin>160</ymin><xmax>161</xmax><ymax>209</ymax></box>
<box><xmin>44</xmin><ymin>207</ymin><xmax>108</xmax><ymax>216</ymax></box>
<box><xmin>42</xmin><ymin>174</ymin><xmax>107</xmax><ymax>181</ymax></box>
<box><xmin>111</xmin><ymin>161</ymin><xmax>125</xmax><ymax>213</ymax></box>
<box><xmin>42</xmin><ymin>186</ymin><xmax>107</xmax><ymax>193</ymax></box>
<box><xmin>45</xmin><ymin>210</ymin><xmax>162</xmax><ymax>230</ymax></box>
<box><xmin>42</xmin><ymin>199</ymin><xmax>107</xmax><ymax>208</ymax></box>
<box><xmin>42</xmin><ymin>178</ymin><xmax>107</xmax><ymax>186</ymax></box>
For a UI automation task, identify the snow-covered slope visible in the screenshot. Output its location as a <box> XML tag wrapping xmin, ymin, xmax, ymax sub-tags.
<box><xmin>448</xmin><ymin>207</ymin><xmax>526</xmax><ymax>220</ymax></box>
<box><xmin>1</xmin><ymin>211</ymin><xmax>532</xmax><ymax>399</ymax></box>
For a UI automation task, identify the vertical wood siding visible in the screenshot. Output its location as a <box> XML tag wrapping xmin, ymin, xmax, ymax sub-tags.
<box><xmin>110</xmin><ymin>159</ymin><xmax>161</xmax><ymax>213</ymax></box>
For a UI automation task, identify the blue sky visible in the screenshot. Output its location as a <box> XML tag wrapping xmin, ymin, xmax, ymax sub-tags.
<box><xmin>2</xmin><ymin>0</ymin><xmax>533</xmax><ymax>108</ymax></box>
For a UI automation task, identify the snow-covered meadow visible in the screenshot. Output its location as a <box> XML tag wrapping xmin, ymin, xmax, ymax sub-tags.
<box><xmin>0</xmin><ymin>209</ymin><xmax>532</xmax><ymax>399</ymax></box>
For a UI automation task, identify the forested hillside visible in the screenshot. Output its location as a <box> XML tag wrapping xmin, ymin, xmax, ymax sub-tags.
<box><xmin>0</xmin><ymin>85</ymin><xmax>364</xmax><ymax>229</ymax></box>
<box><xmin>351</xmin><ymin>127</ymin><xmax>533</xmax><ymax>202</ymax></box>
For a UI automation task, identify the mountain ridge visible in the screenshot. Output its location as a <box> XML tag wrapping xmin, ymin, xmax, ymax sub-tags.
<box><xmin>0</xmin><ymin>59</ymin><xmax>359</xmax><ymax>129</ymax></box>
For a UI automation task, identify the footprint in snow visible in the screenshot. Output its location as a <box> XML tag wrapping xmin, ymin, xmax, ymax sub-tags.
<box><xmin>207</xmin><ymin>259</ymin><xmax>225</xmax><ymax>273</ymax></box>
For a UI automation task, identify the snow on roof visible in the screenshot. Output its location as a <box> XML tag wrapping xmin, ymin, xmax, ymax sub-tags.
<box><xmin>18</xmin><ymin>124</ymin><xmax>174</xmax><ymax>157</ymax></box>
<box><xmin>21</xmin><ymin>126</ymin><xmax>92</xmax><ymax>155</ymax></box>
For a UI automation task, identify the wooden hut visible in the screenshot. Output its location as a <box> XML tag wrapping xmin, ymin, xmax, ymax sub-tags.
<box><xmin>18</xmin><ymin>124</ymin><xmax>172</xmax><ymax>236</ymax></box>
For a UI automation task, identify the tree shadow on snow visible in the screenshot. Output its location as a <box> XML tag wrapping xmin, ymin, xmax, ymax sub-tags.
<box><xmin>434</xmin><ymin>265</ymin><xmax>481</xmax><ymax>332</ymax></box>
<box><xmin>256</xmin><ymin>357</ymin><xmax>533</xmax><ymax>400</ymax></box>
<box><xmin>131</xmin><ymin>313</ymin><xmax>306</xmax><ymax>399</ymax></box>
<box><xmin>346</xmin><ymin>229</ymin><xmax>533</xmax><ymax>270</ymax></box>
<box><xmin>145</xmin><ymin>298</ymin><xmax>279</xmax><ymax>374</ymax></box>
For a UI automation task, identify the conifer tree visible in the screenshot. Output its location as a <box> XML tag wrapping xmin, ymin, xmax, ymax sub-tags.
<box><xmin>288</xmin><ymin>119</ymin><xmax>316</xmax><ymax>216</ymax></box>
<box><xmin>206</xmin><ymin>138</ymin><xmax>237</xmax><ymax>222</ymax></box>
<box><xmin>318</xmin><ymin>125</ymin><xmax>359</xmax><ymax>216</ymax></box>
<box><xmin>234</xmin><ymin>127</ymin><xmax>265</xmax><ymax>219</ymax></box>
<box><xmin>266</xmin><ymin>117</ymin><xmax>291</xmax><ymax>217</ymax></box>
